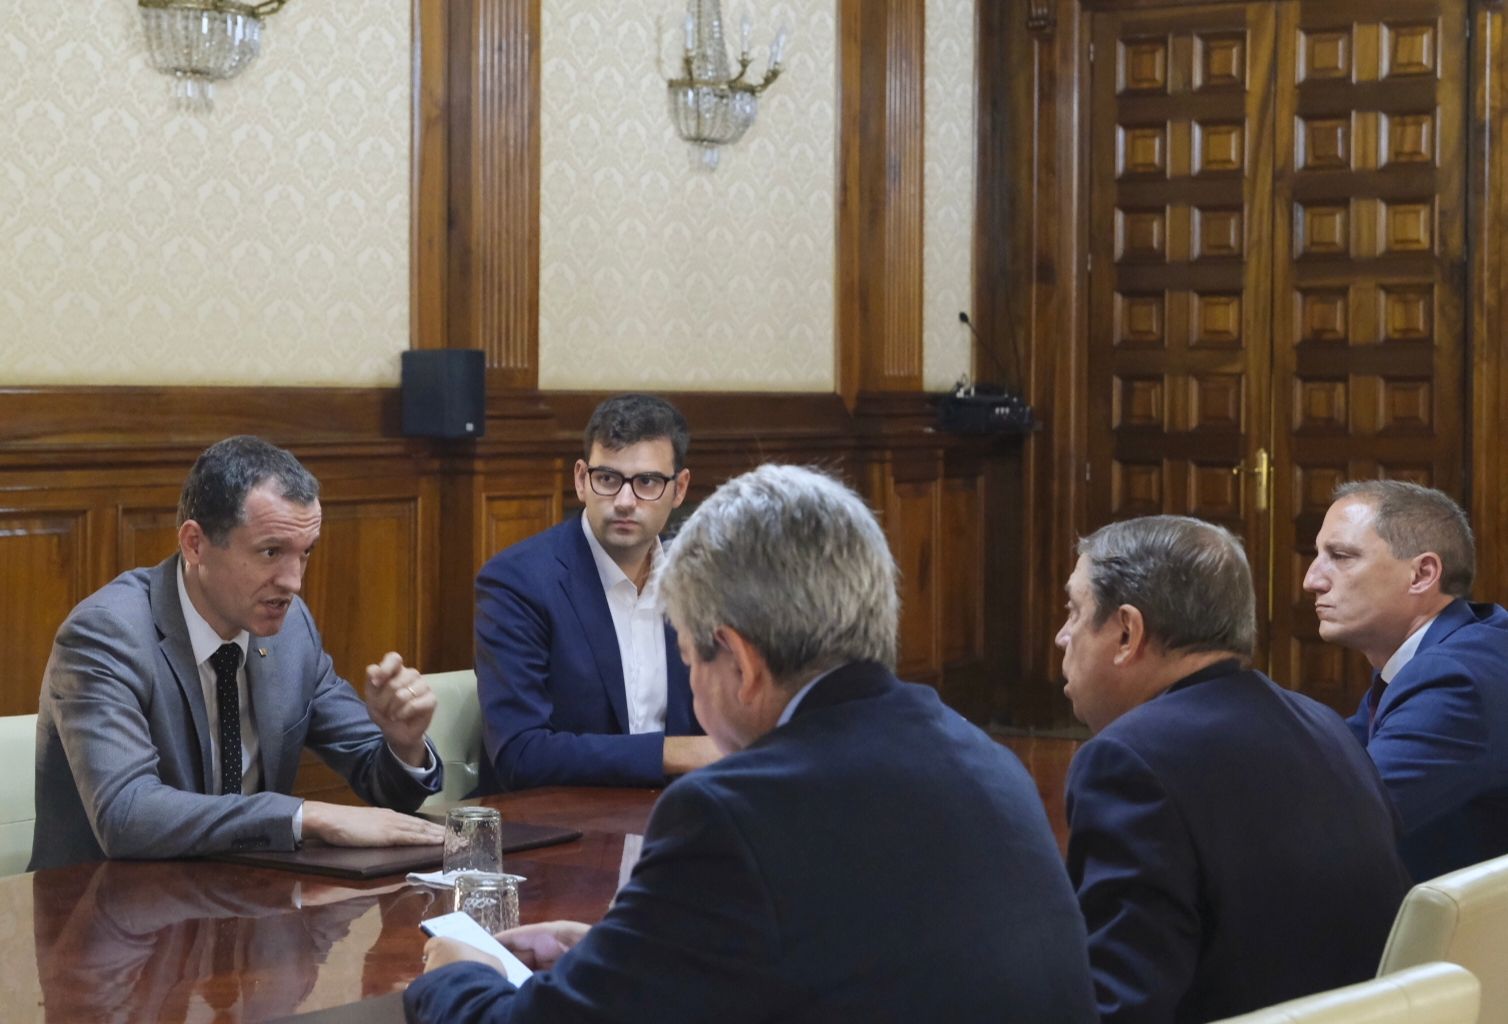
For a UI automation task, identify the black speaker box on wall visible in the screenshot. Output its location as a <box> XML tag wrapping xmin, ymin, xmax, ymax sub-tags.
<box><xmin>401</xmin><ymin>349</ymin><xmax>486</xmax><ymax>438</ymax></box>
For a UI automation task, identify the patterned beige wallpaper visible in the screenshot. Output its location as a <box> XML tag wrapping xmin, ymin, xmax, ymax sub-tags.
<box><xmin>537</xmin><ymin>1</ymin><xmax>838</xmax><ymax>392</ymax></box>
<box><xmin>923</xmin><ymin>0</ymin><xmax>976</xmax><ymax>392</ymax></box>
<box><xmin>0</xmin><ymin>0</ymin><xmax>411</xmax><ymax>387</ymax></box>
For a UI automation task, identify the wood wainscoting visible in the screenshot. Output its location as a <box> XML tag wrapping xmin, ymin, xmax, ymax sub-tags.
<box><xmin>0</xmin><ymin>385</ymin><xmax>1027</xmax><ymax>800</ymax></box>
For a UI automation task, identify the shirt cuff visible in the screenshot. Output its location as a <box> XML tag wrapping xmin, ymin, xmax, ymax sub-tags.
<box><xmin>293</xmin><ymin>801</ymin><xmax>303</xmax><ymax>843</ymax></box>
<box><xmin>389</xmin><ymin>739</ymin><xmax>439</xmax><ymax>779</ymax></box>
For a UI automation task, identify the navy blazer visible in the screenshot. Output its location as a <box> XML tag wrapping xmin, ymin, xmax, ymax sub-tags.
<box><xmin>1068</xmin><ymin>663</ymin><xmax>1411</xmax><ymax>1024</ymax></box>
<box><xmin>1346</xmin><ymin>598</ymin><xmax>1508</xmax><ymax>880</ymax></box>
<box><xmin>475</xmin><ymin>516</ymin><xmax>700</xmax><ymax>791</ymax></box>
<box><xmin>407</xmin><ymin>661</ymin><xmax>1097</xmax><ymax>1024</ymax></box>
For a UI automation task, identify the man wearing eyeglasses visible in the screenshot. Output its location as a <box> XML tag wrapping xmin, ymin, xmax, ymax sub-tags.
<box><xmin>474</xmin><ymin>394</ymin><xmax>721</xmax><ymax>791</ymax></box>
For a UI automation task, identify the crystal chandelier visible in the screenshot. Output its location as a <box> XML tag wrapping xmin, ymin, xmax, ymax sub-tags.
<box><xmin>666</xmin><ymin>0</ymin><xmax>786</xmax><ymax>170</ymax></box>
<box><xmin>137</xmin><ymin>0</ymin><xmax>290</xmax><ymax>113</ymax></box>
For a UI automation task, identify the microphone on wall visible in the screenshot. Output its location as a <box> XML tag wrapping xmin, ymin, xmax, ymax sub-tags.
<box><xmin>957</xmin><ymin>310</ymin><xmax>1023</xmax><ymax>394</ymax></box>
<box><xmin>937</xmin><ymin>311</ymin><xmax>1034</xmax><ymax>434</ymax></box>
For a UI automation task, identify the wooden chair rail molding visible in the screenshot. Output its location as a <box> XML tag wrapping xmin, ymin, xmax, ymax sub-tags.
<box><xmin>0</xmin><ymin>385</ymin><xmax>1028</xmax><ymax>759</ymax></box>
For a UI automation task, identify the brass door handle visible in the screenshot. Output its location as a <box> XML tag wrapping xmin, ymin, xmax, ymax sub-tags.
<box><xmin>1231</xmin><ymin>447</ymin><xmax>1272</xmax><ymax>512</ymax></box>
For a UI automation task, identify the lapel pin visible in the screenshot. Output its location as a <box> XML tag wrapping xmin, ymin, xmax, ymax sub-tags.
<box><xmin>257</xmin><ymin>648</ymin><xmax>269</xmax><ymax>658</ymax></box>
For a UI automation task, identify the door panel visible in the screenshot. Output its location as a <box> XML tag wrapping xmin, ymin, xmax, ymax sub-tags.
<box><xmin>1086</xmin><ymin>0</ymin><xmax>1467</xmax><ymax>712</ymax></box>
<box><xmin>1270</xmin><ymin>0</ymin><xmax>1467</xmax><ymax>712</ymax></box>
<box><xmin>1087</xmin><ymin>2</ymin><xmax>1276</xmax><ymax>640</ymax></box>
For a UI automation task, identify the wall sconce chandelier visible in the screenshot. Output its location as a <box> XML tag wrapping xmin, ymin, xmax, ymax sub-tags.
<box><xmin>666</xmin><ymin>0</ymin><xmax>787</xmax><ymax>170</ymax></box>
<box><xmin>138</xmin><ymin>0</ymin><xmax>290</xmax><ymax>112</ymax></box>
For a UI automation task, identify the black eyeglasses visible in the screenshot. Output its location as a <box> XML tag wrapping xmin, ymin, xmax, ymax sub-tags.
<box><xmin>586</xmin><ymin>466</ymin><xmax>677</xmax><ymax>501</ymax></box>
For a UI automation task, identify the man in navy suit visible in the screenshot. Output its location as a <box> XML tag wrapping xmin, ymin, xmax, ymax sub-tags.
<box><xmin>409</xmin><ymin>465</ymin><xmax>1097</xmax><ymax>1023</ymax></box>
<box><xmin>474</xmin><ymin>395</ymin><xmax>719</xmax><ymax>790</ymax></box>
<box><xmin>1305</xmin><ymin>480</ymin><xmax>1508</xmax><ymax>880</ymax></box>
<box><xmin>1060</xmin><ymin>516</ymin><xmax>1410</xmax><ymax>1024</ymax></box>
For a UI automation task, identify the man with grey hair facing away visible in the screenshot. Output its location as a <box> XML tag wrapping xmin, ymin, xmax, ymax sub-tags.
<box><xmin>409</xmin><ymin>464</ymin><xmax>1097</xmax><ymax>1024</ymax></box>
<box><xmin>1305</xmin><ymin>479</ymin><xmax>1508</xmax><ymax>880</ymax></box>
<box><xmin>1059</xmin><ymin>515</ymin><xmax>1410</xmax><ymax>1024</ymax></box>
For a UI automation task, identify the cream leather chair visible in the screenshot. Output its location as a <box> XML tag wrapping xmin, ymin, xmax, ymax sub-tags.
<box><xmin>419</xmin><ymin>669</ymin><xmax>482</xmax><ymax>810</ymax></box>
<box><xmin>0</xmin><ymin>713</ymin><xmax>38</xmax><ymax>875</ymax></box>
<box><xmin>1379</xmin><ymin>852</ymin><xmax>1508</xmax><ymax>1024</ymax></box>
<box><xmin>1213</xmin><ymin>962</ymin><xmax>1478</xmax><ymax>1024</ymax></box>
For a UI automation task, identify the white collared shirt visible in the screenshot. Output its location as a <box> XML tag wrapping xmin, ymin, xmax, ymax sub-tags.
<box><xmin>176</xmin><ymin>562</ymin><xmax>262</xmax><ymax>795</ymax></box>
<box><xmin>580</xmin><ymin>512</ymin><xmax>668</xmax><ymax>735</ymax></box>
<box><xmin>1380</xmin><ymin>611</ymin><xmax>1442</xmax><ymax>684</ymax></box>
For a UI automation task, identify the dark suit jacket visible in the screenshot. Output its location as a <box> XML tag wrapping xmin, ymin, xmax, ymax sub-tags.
<box><xmin>1067</xmin><ymin>662</ymin><xmax>1411</xmax><ymax>1024</ymax></box>
<box><xmin>407</xmin><ymin>661</ymin><xmax>1097</xmax><ymax>1024</ymax></box>
<box><xmin>475</xmin><ymin>516</ymin><xmax>699</xmax><ymax>791</ymax></box>
<box><xmin>30</xmin><ymin>555</ymin><xmax>439</xmax><ymax>872</ymax></box>
<box><xmin>1346</xmin><ymin>598</ymin><xmax>1508</xmax><ymax>880</ymax></box>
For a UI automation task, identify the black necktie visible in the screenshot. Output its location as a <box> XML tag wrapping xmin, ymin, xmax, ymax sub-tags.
<box><xmin>210</xmin><ymin>643</ymin><xmax>243</xmax><ymax>795</ymax></box>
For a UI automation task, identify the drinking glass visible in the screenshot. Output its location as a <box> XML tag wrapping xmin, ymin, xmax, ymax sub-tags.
<box><xmin>443</xmin><ymin>806</ymin><xmax>504</xmax><ymax>874</ymax></box>
<box><xmin>454</xmin><ymin>871</ymin><xmax>521</xmax><ymax>933</ymax></box>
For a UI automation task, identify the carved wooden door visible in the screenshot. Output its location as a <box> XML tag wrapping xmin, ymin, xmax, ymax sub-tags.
<box><xmin>1086</xmin><ymin>0</ymin><xmax>1466</xmax><ymax>713</ymax></box>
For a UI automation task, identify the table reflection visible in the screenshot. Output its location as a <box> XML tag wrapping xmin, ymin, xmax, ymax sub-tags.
<box><xmin>31</xmin><ymin>860</ymin><xmax>431</xmax><ymax>1023</ymax></box>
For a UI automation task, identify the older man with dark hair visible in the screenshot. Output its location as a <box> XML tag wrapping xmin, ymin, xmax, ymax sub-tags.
<box><xmin>30</xmin><ymin>436</ymin><xmax>444</xmax><ymax>872</ymax></box>
<box><xmin>410</xmin><ymin>464</ymin><xmax>1097</xmax><ymax>1024</ymax></box>
<box><xmin>1305</xmin><ymin>479</ymin><xmax>1508</xmax><ymax>879</ymax></box>
<box><xmin>1060</xmin><ymin>515</ymin><xmax>1410</xmax><ymax>1024</ymax></box>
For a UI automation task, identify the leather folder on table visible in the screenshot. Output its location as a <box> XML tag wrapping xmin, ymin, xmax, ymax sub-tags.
<box><xmin>215</xmin><ymin>819</ymin><xmax>581</xmax><ymax>880</ymax></box>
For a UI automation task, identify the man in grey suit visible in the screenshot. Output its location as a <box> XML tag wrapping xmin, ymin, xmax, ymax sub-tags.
<box><xmin>29</xmin><ymin>436</ymin><xmax>445</xmax><ymax>872</ymax></box>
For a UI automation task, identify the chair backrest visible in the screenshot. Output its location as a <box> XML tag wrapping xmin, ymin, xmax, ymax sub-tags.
<box><xmin>0</xmin><ymin>714</ymin><xmax>38</xmax><ymax>876</ymax></box>
<box><xmin>1379</xmin><ymin>852</ymin><xmax>1508</xmax><ymax>1024</ymax></box>
<box><xmin>1212</xmin><ymin>962</ymin><xmax>1479</xmax><ymax>1024</ymax></box>
<box><xmin>419</xmin><ymin>670</ymin><xmax>482</xmax><ymax>810</ymax></box>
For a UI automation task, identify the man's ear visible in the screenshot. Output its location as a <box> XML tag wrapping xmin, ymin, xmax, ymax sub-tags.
<box><xmin>718</xmin><ymin>627</ymin><xmax>772</xmax><ymax>705</ymax></box>
<box><xmin>671</xmin><ymin>468</ymin><xmax>691</xmax><ymax>509</ymax></box>
<box><xmin>1112</xmin><ymin>604</ymin><xmax>1148</xmax><ymax>666</ymax></box>
<box><xmin>179</xmin><ymin>520</ymin><xmax>206</xmax><ymax>567</ymax></box>
<box><xmin>572</xmin><ymin>459</ymin><xmax>590</xmax><ymax>504</ymax></box>
<box><xmin>1410</xmin><ymin>552</ymin><xmax>1444</xmax><ymax>595</ymax></box>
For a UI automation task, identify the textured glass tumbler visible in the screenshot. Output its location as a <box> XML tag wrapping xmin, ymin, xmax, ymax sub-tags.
<box><xmin>443</xmin><ymin>807</ymin><xmax>504</xmax><ymax>874</ymax></box>
<box><xmin>454</xmin><ymin>871</ymin><xmax>521</xmax><ymax>933</ymax></box>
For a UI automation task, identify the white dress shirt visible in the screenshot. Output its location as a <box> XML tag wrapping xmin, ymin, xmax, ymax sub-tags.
<box><xmin>1380</xmin><ymin>611</ymin><xmax>1441</xmax><ymax>684</ymax></box>
<box><xmin>581</xmin><ymin>512</ymin><xmax>669</xmax><ymax>735</ymax></box>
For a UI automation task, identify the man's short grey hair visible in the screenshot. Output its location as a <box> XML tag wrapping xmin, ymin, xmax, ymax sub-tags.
<box><xmin>1333</xmin><ymin>479</ymin><xmax>1475</xmax><ymax>597</ymax></box>
<box><xmin>1077</xmin><ymin>515</ymin><xmax>1256</xmax><ymax>659</ymax></box>
<box><xmin>658</xmin><ymin>464</ymin><xmax>899</xmax><ymax>684</ymax></box>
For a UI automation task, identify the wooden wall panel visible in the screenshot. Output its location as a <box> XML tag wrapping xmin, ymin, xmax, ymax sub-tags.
<box><xmin>881</xmin><ymin>463</ymin><xmax>942</xmax><ymax>685</ymax></box>
<box><xmin>0</xmin><ymin>389</ymin><xmax>1020</xmax><ymax>736</ymax></box>
<box><xmin>117</xmin><ymin>505</ymin><xmax>181</xmax><ymax>574</ymax></box>
<box><xmin>303</xmin><ymin>495</ymin><xmax>426</xmax><ymax>684</ymax></box>
<box><xmin>1472</xmin><ymin>3</ymin><xmax>1508</xmax><ymax>610</ymax></box>
<box><xmin>412</xmin><ymin>0</ymin><xmax>450</xmax><ymax>349</ymax></box>
<box><xmin>940</xmin><ymin>473</ymin><xmax>985</xmax><ymax>667</ymax></box>
<box><xmin>444</xmin><ymin>0</ymin><xmax>539</xmax><ymax>387</ymax></box>
<box><xmin>0</xmin><ymin>509</ymin><xmax>91</xmax><ymax>715</ymax></box>
<box><xmin>481</xmin><ymin>493</ymin><xmax>561</xmax><ymax>566</ymax></box>
<box><xmin>837</xmin><ymin>0</ymin><xmax>927</xmax><ymax>401</ymax></box>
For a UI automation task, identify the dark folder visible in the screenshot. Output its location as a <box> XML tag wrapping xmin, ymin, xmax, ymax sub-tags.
<box><xmin>214</xmin><ymin>820</ymin><xmax>582</xmax><ymax>880</ymax></box>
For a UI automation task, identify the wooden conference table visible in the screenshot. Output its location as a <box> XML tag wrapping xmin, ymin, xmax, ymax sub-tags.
<box><xmin>1</xmin><ymin>737</ymin><xmax>1074</xmax><ymax>1022</ymax></box>
<box><xmin>2</xmin><ymin>787</ymin><xmax>661</xmax><ymax>1023</ymax></box>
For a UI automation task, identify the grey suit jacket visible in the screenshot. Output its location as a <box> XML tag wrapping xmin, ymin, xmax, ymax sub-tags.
<box><xmin>29</xmin><ymin>554</ymin><xmax>439</xmax><ymax>871</ymax></box>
